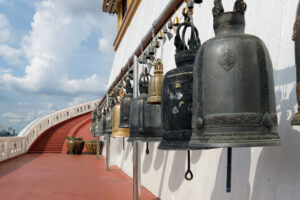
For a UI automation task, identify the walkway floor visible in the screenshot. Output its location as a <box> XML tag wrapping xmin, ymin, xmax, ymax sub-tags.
<box><xmin>0</xmin><ymin>154</ymin><xmax>158</xmax><ymax>200</ymax></box>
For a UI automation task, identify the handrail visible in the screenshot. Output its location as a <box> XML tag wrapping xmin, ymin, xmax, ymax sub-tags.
<box><xmin>0</xmin><ymin>99</ymin><xmax>99</xmax><ymax>162</ymax></box>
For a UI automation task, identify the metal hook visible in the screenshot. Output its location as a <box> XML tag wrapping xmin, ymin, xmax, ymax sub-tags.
<box><xmin>146</xmin><ymin>142</ymin><xmax>149</xmax><ymax>155</ymax></box>
<box><xmin>226</xmin><ymin>147</ymin><xmax>232</xmax><ymax>193</ymax></box>
<box><xmin>184</xmin><ymin>150</ymin><xmax>193</xmax><ymax>180</ymax></box>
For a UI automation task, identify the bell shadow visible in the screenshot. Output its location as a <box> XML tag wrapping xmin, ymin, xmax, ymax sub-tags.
<box><xmin>251</xmin><ymin>85</ymin><xmax>300</xmax><ymax>199</ymax></box>
<box><xmin>116</xmin><ymin>138</ymin><xmax>123</xmax><ymax>154</ymax></box>
<box><xmin>142</xmin><ymin>142</ymin><xmax>155</xmax><ymax>174</ymax></box>
<box><xmin>191</xmin><ymin>150</ymin><xmax>202</xmax><ymax>164</ymax></box>
<box><xmin>157</xmin><ymin>151</ymin><xmax>169</xmax><ymax>198</ymax></box>
<box><xmin>124</xmin><ymin>139</ymin><xmax>132</xmax><ymax>161</ymax></box>
<box><xmin>210</xmin><ymin>148</ymin><xmax>251</xmax><ymax>200</ymax></box>
<box><xmin>168</xmin><ymin>150</ymin><xmax>187</xmax><ymax>192</ymax></box>
<box><xmin>154</xmin><ymin>148</ymin><xmax>166</xmax><ymax>171</ymax></box>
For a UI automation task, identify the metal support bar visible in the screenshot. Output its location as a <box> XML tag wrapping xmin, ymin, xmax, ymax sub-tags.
<box><xmin>105</xmin><ymin>95</ymin><xmax>110</xmax><ymax>171</ymax></box>
<box><xmin>133</xmin><ymin>55</ymin><xmax>141</xmax><ymax>200</ymax></box>
<box><xmin>96</xmin><ymin>136</ymin><xmax>100</xmax><ymax>160</ymax></box>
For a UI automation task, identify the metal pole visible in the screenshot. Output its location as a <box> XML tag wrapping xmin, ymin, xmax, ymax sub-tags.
<box><xmin>105</xmin><ymin>95</ymin><xmax>110</xmax><ymax>171</ymax></box>
<box><xmin>96</xmin><ymin>135</ymin><xmax>100</xmax><ymax>160</ymax></box>
<box><xmin>133</xmin><ymin>55</ymin><xmax>141</xmax><ymax>200</ymax></box>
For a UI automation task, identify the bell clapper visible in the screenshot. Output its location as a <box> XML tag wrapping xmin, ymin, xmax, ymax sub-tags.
<box><xmin>226</xmin><ymin>147</ymin><xmax>232</xmax><ymax>193</ymax></box>
<box><xmin>146</xmin><ymin>142</ymin><xmax>149</xmax><ymax>155</ymax></box>
<box><xmin>184</xmin><ymin>150</ymin><xmax>193</xmax><ymax>181</ymax></box>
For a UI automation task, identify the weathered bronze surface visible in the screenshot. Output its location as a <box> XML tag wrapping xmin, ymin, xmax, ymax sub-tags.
<box><xmin>191</xmin><ymin>0</ymin><xmax>280</xmax><ymax>148</ymax></box>
<box><xmin>94</xmin><ymin>106</ymin><xmax>103</xmax><ymax>136</ymax></box>
<box><xmin>119</xmin><ymin>71</ymin><xmax>133</xmax><ymax>128</ymax></box>
<box><xmin>147</xmin><ymin>59</ymin><xmax>164</xmax><ymax>104</ymax></box>
<box><xmin>102</xmin><ymin>106</ymin><xmax>112</xmax><ymax>135</ymax></box>
<box><xmin>90</xmin><ymin>110</ymin><xmax>97</xmax><ymax>137</ymax></box>
<box><xmin>128</xmin><ymin>68</ymin><xmax>162</xmax><ymax>142</ymax></box>
<box><xmin>292</xmin><ymin>2</ymin><xmax>300</xmax><ymax>125</ymax></box>
<box><xmin>111</xmin><ymin>103</ymin><xmax>130</xmax><ymax>138</ymax></box>
<box><xmin>158</xmin><ymin>19</ymin><xmax>201</xmax><ymax>150</ymax></box>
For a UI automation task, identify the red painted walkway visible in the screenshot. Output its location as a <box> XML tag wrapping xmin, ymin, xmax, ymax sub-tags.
<box><xmin>0</xmin><ymin>154</ymin><xmax>158</xmax><ymax>200</ymax></box>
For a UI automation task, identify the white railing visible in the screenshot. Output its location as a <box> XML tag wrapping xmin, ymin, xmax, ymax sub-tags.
<box><xmin>0</xmin><ymin>99</ymin><xmax>99</xmax><ymax>162</ymax></box>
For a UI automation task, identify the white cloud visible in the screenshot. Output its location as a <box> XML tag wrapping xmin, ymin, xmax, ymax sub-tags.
<box><xmin>0</xmin><ymin>67</ymin><xmax>11</xmax><ymax>74</ymax></box>
<box><xmin>98</xmin><ymin>37</ymin><xmax>113</xmax><ymax>54</ymax></box>
<box><xmin>0</xmin><ymin>13</ymin><xmax>10</xmax><ymax>43</ymax></box>
<box><xmin>0</xmin><ymin>0</ymin><xmax>5</xmax><ymax>4</ymax></box>
<box><xmin>67</xmin><ymin>96</ymin><xmax>87</xmax><ymax>107</ymax></box>
<box><xmin>0</xmin><ymin>0</ymin><xmax>115</xmax><ymax>95</ymax></box>
<box><xmin>1</xmin><ymin>112</ymin><xmax>21</xmax><ymax>119</ymax></box>
<box><xmin>0</xmin><ymin>44</ymin><xmax>21</xmax><ymax>65</ymax></box>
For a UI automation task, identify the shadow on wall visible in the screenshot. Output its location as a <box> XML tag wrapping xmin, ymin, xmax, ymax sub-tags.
<box><xmin>251</xmin><ymin>81</ymin><xmax>300</xmax><ymax>200</ymax></box>
<box><xmin>210</xmin><ymin>148</ymin><xmax>251</xmax><ymax>200</ymax></box>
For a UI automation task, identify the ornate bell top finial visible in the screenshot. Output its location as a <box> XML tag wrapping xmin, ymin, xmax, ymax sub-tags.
<box><xmin>139</xmin><ymin>67</ymin><xmax>150</xmax><ymax>94</ymax></box>
<box><xmin>213</xmin><ymin>0</ymin><xmax>247</xmax><ymax>37</ymax></box>
<box><xmin>174</xmin><ymin>11</ymin><xmax>201</xmax><ymax>68</ymax></box>
<box><xmin>124</xmin><ymin>70</ymin><xmax>133</xmax><ymax>94</ymax></box>
<box><xmin>153</xmin><ymin>58</ymin><xmax>164</xmax><ymax>74</ymax></box>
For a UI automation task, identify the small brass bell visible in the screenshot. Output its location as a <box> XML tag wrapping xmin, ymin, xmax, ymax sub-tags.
<box><xmin>154</xmin><ymin>37</ymin><xmax>160</xmax><ymax>48</ymax></box>
<box><xmin>149</xmin><ymin>44</ymin><xmax>155</xmax><ymax>55</ymax></box>
<box><xmin>145</xmin><ymin>49</ymin><xmax>150</xmax><ymax>60</ymax></box>
<box><xmin>119</xmin><ymin>70</ymin><xmax>133</xmax><ymax>129</ymax></box>
<box><xmin>111</xmin><ymin>89</ymin><xmax>130</xmax><ymax>138</ymax></box>
<box><xmin>168</xmin><ymin>19</ymin><xmax>173</xmax><ymax>30</ymax></box>
<box><xmin>158</xmin><ymin>31</ymin><xmax>164</xmax><ymax>40</ymax></box>
<box><xmin>173</xmin><ymin>16</ymin><xmax>180</xmax><ymax>27</ymax></box>
<box><xmin>292</xmin><ymin>2</ymin><xmax>300</xmax><ymax>125</ymax></box>
<box><xmin>192</xmin><ymin>0</ymin><xmax>280</xmax><ymax>148</ymax></box>
<box><xmin>128</xmin><ymin>67</ymin><xmax>162</xmax><ymax>142</ymax></box>
<box><xmin>147</xmin><ymin>59</ymin><xmax>164</xmax><ymax>104</ymax></box>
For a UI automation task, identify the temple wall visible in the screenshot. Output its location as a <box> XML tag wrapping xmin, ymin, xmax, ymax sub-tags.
<box><xmin>104</xmin><ymin>0</ymin><xmax>300</xmax><ymax>199</ymax></box>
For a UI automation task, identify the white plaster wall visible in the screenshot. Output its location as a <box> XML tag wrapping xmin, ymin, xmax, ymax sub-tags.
<box><xmin>104</xmin><ymin>0</ymin><xmax>300</xmax><ymax>199</ymax></box>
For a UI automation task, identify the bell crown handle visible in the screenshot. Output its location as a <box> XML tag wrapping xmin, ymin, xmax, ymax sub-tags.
<box><xmin>153</xmin><ymin>58</ymin><xmax>163</xmax><ymax>71</ymax></box>
<box><xmin>213</xmin><ymin>0</ymin><xmax>247</xmax><ymax>18</ymax></box>
<box><xmin>174</xmin><ymin>21</ymin><xmax>200</xmax><ymax>52</ymax></box>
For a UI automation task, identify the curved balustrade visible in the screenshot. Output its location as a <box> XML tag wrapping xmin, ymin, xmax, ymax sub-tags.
<box><xmin>0</xmin><ymin>100</ymin><xmax>99</xmax><ymax>162</ymax></box>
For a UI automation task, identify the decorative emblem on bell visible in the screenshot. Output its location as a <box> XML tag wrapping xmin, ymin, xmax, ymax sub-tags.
<box><xmin>292</xmin><ymin>2</ymin><xmax>300</xmax><ymax>125</ymax></box>
<box><xmin>128</xmin><ymin>67</ymin><xmax>162</xmax><ymax>143</ymax></box>
<box><xmin>191</xmin><ymin>0</ymin><xmax>281</xmax><ymax>148</ymax></box>
<box><xmin>147</xmin><ymin>58</ymin><xmax>164</xmax><ymax>104</ymax></box>
<box><xmin>111</xmin><ymin>88</ymin><xmax>130</xmax><ymax>138</ymax></box>
<box><xmin>119</xmin><ymin>70</ymin><xmax>133</xmax><ymax>129</ymax></box>
<box><xmin>158</xmin><ymin>11</ymin><xmax>201</xmax><ymax>150</ymax></box>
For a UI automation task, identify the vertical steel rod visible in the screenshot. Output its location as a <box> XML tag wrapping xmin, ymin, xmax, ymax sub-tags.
<box><xmin>133</xmin><ymin>55</ymin><xmax>141</xmax><ymax>200</ymax></box>
<box><xmin>105</xmin><ymin>95</ymin><xmax>110</xmax><ymax>171</ymax></box>
<box><xmin>226</xmin><ymin>147</ymin><xmax>232</xmax><ymax>193</ymax></box>
<box><xmin>96</xmin><ymin>135</ymin><xmax>100</xmax><ymax>160</ymax></box>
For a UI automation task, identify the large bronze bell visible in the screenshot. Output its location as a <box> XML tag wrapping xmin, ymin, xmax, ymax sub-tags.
<box><xmin>292</xmin><ymin>2</ymin><xmax>300</xmax><ymax>125</ymax></box>
<box><xmin>94</xmin><ymin>106</ymin><xmax>103</xmax><ymax>136</ymax></box>
<box><xmin>102</xmin><ymin>106</ymin><xmax>112</xmax><ymax>135</ymax></box>
<box><xmin>191</xmin><ymin>0</ymin><xmax>281</xmax><ymax>148</ymax></box>
<box><xmin>111</xmin><ymin>89</ymin><xmax>130</xmax><ymax>138</ymax></box>
<box><xmin>147</xmin><ymin>59</ymin><xmax>164</xmax><ymax>104</ymax></box>
<box><xmin>128</xmin><ymin>67</ymin><xmax>162</xmax><ymax>142</ymax></box>
<box><xmin>119</xmin><ymin>71</ymin><xmax>133</xmax><ymax>128</ymax></box>
<box><xmin>90</xmin><ymin>110</ymin><xmax>97</xmax><ymax>137</ymax></box>
<box><xmin>158</xmin><ymin>17</ymin><xmax>201</xmax><ymax>150</ymax></box>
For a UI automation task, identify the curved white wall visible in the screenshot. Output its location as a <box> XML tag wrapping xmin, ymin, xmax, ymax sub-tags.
<box><xmin>0</xmin><ymin>99</ymin><xmax>99</xmax><ymax>162</ymax></box>
<box><xmin>104</xmin><ymin>0</ymin><xmax>300</xmax><ymax>200</ymax></box>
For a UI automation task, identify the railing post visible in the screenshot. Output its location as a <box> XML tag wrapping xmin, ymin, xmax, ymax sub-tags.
<box><xmin>133</xmin><ymin>55</ymin><xmax>141</xmax><ymax>200</ymax></box>
<box><xmin>96</xmin><ymin>136</ymin><xmax>100</xmax><ymax>160</ymax></box>
<box><xmin>105</xmin><ymin>95</ymin><xmax>110</xmax><ymax>171</ymax></box>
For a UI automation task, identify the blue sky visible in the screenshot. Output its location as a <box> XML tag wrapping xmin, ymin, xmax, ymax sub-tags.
<box><xmin>0</xmin><ymin>0</ymin><xmax>116</xmax><ymax>132</ymax></box>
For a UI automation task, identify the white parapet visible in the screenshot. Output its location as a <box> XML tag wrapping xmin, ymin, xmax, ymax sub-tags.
<box><xmin>0</xmin><ymin>99</ymin><xmax>99</xmax><ymax>162</ymax></box>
